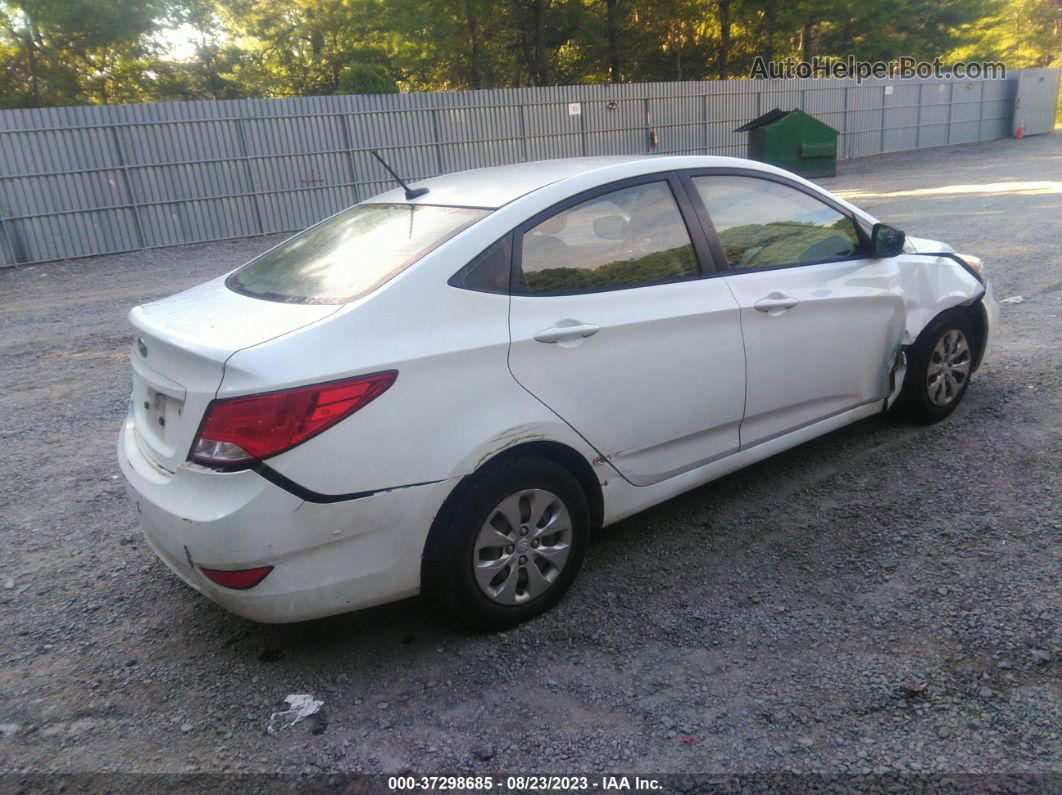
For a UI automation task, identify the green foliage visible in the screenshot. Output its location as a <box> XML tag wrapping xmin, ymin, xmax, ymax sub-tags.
<box><xmin>948</xmin><ymin>0</ymin><xmax>1060</xmax><ymax>121</ymax></box>
<box><xmin>810</xmin><ymin>0</ymin><xmax>1005</xmax><ymax>63</ymax></box>
<box><xmin>336</xmin><ymin>62</ymin><xmax>398</xmax><ymax>94</ymax></box>
<box><xmin>0</xmin><ymin>0</ymin><xmax>1057</xmax><ymax>108</ymax></box>
<box><xmin>0</xmin><ymin>0</ymin><xmax>165</xmax><ymax>106</ymax></box>
<box><xmin>717</xmin><ymin>219</ymin><xmax>859</xmax><ymax>267</ymax></box>
<box><xmin>953</xmin><ymin>0</ymin><xmax>1061</xmax><ymax>66</ymax></box>
<box><xmin>525</xmin><ymin>245</ymin><xmax>696</xmax><ymax>292</ymax></box>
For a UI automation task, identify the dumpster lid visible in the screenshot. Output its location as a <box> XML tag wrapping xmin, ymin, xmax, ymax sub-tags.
<box><xmin>734</xmin><ymin>107</ymin><xmax>839</xmax><ymax>135</ymax></box>
<box><xmin>734</xmin><ymin>108</ymin><xmax>791</xmax><ymax>133</ymax></box>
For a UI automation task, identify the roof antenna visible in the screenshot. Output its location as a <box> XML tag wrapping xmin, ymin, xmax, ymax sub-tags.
<box><xmin>371</xmin><ymin>150</ymin><xmax>429</xmax><ymax>200</ymax></box>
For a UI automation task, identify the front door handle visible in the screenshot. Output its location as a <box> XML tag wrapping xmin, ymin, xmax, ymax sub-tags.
<box><xmin>534</xmin><ymin>323</ymin><xmax>601</xmax><ymax>343</ymax></box>
<box><xmin>754</xmin><ymin>293</ymin><xmax>799</xmax><ymax>314</ymax></box>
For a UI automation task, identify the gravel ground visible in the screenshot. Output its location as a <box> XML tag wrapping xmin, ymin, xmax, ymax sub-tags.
<box><xmin>1</xmin><ymin>133</ymin><xmax>1060</xmax><ymax>788</ymax></box>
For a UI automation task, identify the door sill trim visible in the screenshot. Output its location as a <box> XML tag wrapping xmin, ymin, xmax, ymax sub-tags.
<box><xmin>602</xmin><ymin>400</ymin><xmax>883</xmax><ymax>526</ymax></box>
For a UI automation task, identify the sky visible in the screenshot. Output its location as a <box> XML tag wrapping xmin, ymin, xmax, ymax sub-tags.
<box><xmin>156</xmin><ymin>22</ymin><xmax>211</xmax><ymax>62</ymax></box>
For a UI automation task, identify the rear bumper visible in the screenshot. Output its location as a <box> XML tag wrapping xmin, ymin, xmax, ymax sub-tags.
<box><xmin>118</xmin><ymin>411</ymin><xmax>456</xmax><ymax>622</ymax></box>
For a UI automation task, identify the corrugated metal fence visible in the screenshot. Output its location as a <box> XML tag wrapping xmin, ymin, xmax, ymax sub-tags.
<box><xmin>0</xmin><ymin>72</ymin><xmax>1041</xmax><ymax>266</ymax></box>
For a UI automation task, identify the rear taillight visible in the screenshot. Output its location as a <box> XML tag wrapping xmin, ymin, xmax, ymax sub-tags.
<box><xmin>200</xmin><ymin>566</ymin><xmax>273</xmax><ymax>590</ymax></box>
<box><xmin>190</xmin><ymin>371</ymin><xmax>396</xmax><ymax>467</ymax></box>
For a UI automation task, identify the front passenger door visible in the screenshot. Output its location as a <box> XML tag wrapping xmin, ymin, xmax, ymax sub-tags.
<box><xmin>686</xmin><ymin>173</ymin><xmax>906</xmax><ymax>448</ymax></box>
<box><xmin>507</xmin><ymin>175</ymin><xmax>746</xmax><ymax>487</ymax></box>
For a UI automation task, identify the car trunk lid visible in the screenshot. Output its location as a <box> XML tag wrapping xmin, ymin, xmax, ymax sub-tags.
<box><xmin>128</xmin><ymin>276</ymin><xmax>340</xmax><ymax>472</ymax></box>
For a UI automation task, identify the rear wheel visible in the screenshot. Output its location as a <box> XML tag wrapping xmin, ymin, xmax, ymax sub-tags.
<box><xmin>894</xmin><ymin>309</ymin><xmax>975</xmax><ymax>423</ymax></box>
<box><xmin>423</xmin><ymin>457</ymin><xmax>589</xmax><ymax>631</ymax></box>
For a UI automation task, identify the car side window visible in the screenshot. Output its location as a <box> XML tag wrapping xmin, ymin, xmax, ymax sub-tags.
<box><xmin>691</xmin><ymin>175</ymin><xmax>863</xmax><ymax>270</ymax></box>
<box><xmin>516</xmin><ymin>180</ymin><xmax>699</xmax><ymax>294</ymax></box>
<box><xmin>449</xmin><ymin>236</ymin><xmax>511</xmax><ymax>293</ymax></box>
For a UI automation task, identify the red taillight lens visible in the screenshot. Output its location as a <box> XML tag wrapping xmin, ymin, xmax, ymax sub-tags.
<box><xmin>200</xmin><ymin>566</ymin><xmax>273</xmax><ymax>590</ymax></box>
<box><xmin>190</xmin><ymin>370</ymin><xmax>397</xmax><ymax>467</ymax></box>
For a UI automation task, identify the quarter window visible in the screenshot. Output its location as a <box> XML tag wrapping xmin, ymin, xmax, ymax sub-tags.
<box><xmin>517</xmin><ymin>181</ymin><xmax>698</xmax><ymax>294</ymax></box>
<box><xmin>691</xmin><ymin>176</ymin><xmax>862</xmax><ymax>270</ymax></box>
<box><xmin>449</xmin><ymin>236</ymin><xmax>511</xmax><ymax>293</ymax></box>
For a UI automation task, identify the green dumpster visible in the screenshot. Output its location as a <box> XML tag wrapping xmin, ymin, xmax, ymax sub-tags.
<box><xmin>734</xmin><ymin>108</ymin><xmax>839</xmax><ymax>177</ymax></box>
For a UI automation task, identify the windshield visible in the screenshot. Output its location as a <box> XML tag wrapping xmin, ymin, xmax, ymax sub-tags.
<box><xmin>227</xmin><ymin>203</ymin><xmax>491</xmax><ymax>304</ymax></box>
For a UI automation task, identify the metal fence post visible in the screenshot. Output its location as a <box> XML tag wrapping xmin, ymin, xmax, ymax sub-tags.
<box><xmin>946</xmin><ymin>82</ymin><xmax>955</xmax><ymax>145</ymax></box>
<box><xmin>518</xmin><ymin>102</ymin><xmax>530</xmax><ymax>161</ymax></box>
<box><xmin>880</xmin><ymin>85</ymin><xmax>888</xmax><ymax>155</ymax></box>
<box><xmin>976</xmin><ymin>83</ymin><xmax>985</xmax><ymax>140</ymax></box>
<box><xmin>643</xmin><ymin>97</ymin><xmax>650</xmax><ymax>153</ymax></box>
<box><xmin>915</xmin><ymin>82</ymin><xmax>923</xmax><ymax>149</ymax></box>
<box><xmin>841</xmin><ymin>85</ymin><xmax>849</xmax><ymax>160</ymax></box>
<box><xmin>0</xmin><ymin>207</ymin><xmax>15</xmax><ymax>265</ymax></box>
<box><xmin>703</xmin><ymin>89</ymin><xmax>710</xmax><ymax>154</ymax></box>
<box><xmin>338</xmin><ymin>113</ymin><xmax>361</xmax><ymax>205</ymax></box>
<box><xmin>236</xmin><ymin>116</ymin><xmax>265</xmax><ymax>234</ymax></box>
<box><xmin>109</xmin><ymin>124</ymin><xmax>145</xmax><ymax>249</ymax></box>
<box><xmin>430</xmin><ymin>107</ymin><xmax>445</xmax><ymax>175</ymax></box>
<box><xmin>580</xmin><ymin>95</ymin><xmax>588</xmax><ymax>157</ymax></box>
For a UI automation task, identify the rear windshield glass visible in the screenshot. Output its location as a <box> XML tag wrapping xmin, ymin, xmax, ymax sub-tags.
<box><xmin>227</xmin><ymin>203</ymin><xmax>491</xmax><ymax>304</ymax></box>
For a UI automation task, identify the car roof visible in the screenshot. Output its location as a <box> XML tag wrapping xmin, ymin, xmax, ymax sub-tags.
<box><xmin>366</xmin><ymin>155</ymin><xmax>774</xmax><ymax>209</ymax></box>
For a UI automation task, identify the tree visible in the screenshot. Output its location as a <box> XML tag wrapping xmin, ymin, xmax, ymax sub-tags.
<box><xmin>0</xmin><ymin>0</ymin><xmax>164</xmax><ymax>106</ymax></box>
<box><xmin>717</xmin><ymin>0</ymin><xmax>731</xmax><ymax>79</ymax></box>
<box><xmin>812</xmin><ymin>0</ymin><xmax>1002</xmax><ymax>63</ymax></box>
<box><xmin>604</xmin><ymin>0</ymin><xmax>621</xmax><ymax>82</ymax></box>
<box><xmin>956</xmin><ymin>0</ymin><xmax>1061</xmax><ymax>67</ymax></box>
<box><xmin>380</xmin><ymin>0</ymin><xmax>519</xmax><ymax>89</ymax></box>
<box><xmin>0</xmin><ymin>0</ymin><xmax>1053</xmax><ymax>108</ymax></box>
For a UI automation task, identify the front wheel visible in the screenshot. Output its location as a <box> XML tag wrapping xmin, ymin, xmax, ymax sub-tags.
<box><xmin>423</xmin><ymin>457</ymin><xmax>589</xmax><ymax>631</ymax></box>
<box><xmin>894</xmin><ymin>309</ymin><xmax>975</xmax><ymax>423</ymax></box>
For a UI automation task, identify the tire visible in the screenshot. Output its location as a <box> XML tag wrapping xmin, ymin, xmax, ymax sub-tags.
<box><xmin>893</xmin><ymin>309</ymin><xmax>975</xmax><ymax>424</ymax></box>
<box><xmin>423</xmin><ymin>457</ymin><xmax>589</xmax><ymax>631</ymax></box>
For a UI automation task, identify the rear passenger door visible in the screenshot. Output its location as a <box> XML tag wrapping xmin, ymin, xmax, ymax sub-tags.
<box><xmin>684</xmin><ymin>171</ymin><xmax>906</xmax><ymax>447</ymax></box>
<box><xmin>506</xmin><ymin>174</ymin><xmax>746</xmax><ymax>487</ymax></box>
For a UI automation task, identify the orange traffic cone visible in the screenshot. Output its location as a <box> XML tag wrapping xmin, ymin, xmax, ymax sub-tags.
<box><xmin>1015</xmin><ymin>119</ymin><xmax>1025</xmax><ymax>139</ymax></box>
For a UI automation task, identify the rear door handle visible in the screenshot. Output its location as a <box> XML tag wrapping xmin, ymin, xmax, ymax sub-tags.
<box><xmin>534</xmin><ymin>323</ymin><xmax>601</xmax><ymax>343</ymax></box>
<box><xmin>754</xmin><ymin>293</ymin><xmax>799</xmax><ymax>314</ymax></box>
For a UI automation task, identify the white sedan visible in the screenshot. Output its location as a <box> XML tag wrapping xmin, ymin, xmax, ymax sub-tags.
<box><xmin>118</xmin><ymin>155</ymin><xmax>998</xmax><ymax>629</ymax></box>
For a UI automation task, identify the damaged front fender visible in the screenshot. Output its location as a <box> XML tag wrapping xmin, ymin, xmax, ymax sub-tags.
<box><xmin>884</xmin><ymin>246</ymin><xmax>994</xmax><ymax>406</ymax></box>
<box><xmin>895</xmin><ymin>251</ymin><xmax>987</xmax><ymax>347</ymax></box>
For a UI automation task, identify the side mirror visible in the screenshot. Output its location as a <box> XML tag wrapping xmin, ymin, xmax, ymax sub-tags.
<box><xmin>593</xmin><ymin>215</ymin><xmax>629</xmax><ymax>241</ymax></box>
<box><xmin>870</xmin><ymin>223</ymin><xmax>906</xmax><ymax>258</ymax></box>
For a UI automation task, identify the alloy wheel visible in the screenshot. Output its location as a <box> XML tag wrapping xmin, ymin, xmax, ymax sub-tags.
<box><xmin>926</xmin><ymin>328</ymin><xmax>971</xmax><ymax>407</ymax></box>
<box><xmin>472</xmin><ymin>489</ymin><xmax>573</xmax><ymax>605</ymax></box>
